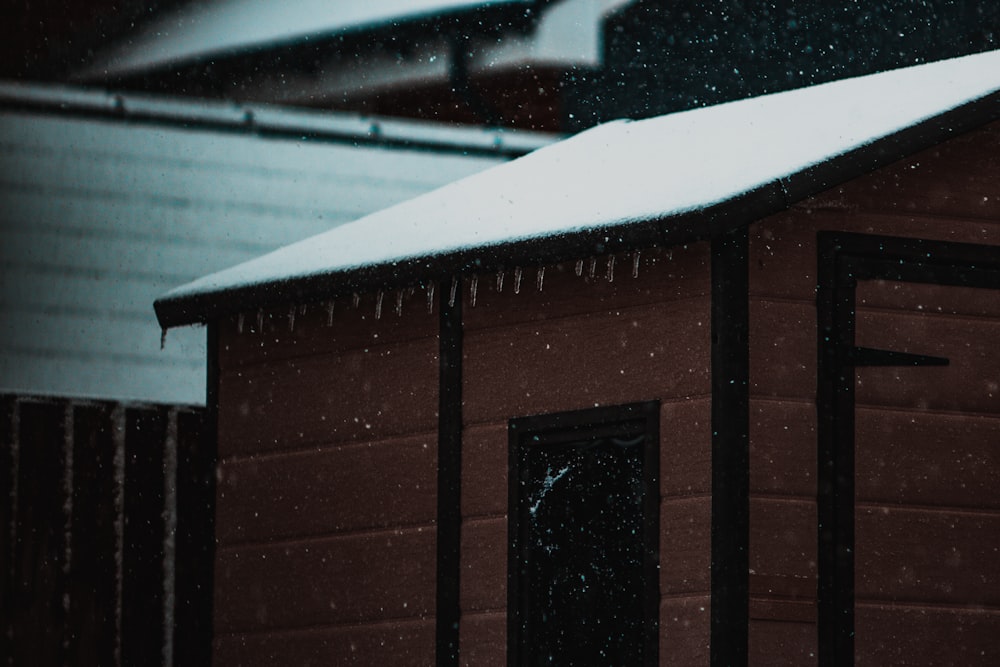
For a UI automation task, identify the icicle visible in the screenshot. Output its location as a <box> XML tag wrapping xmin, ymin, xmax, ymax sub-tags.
<box><xmin>575</xmin><ymin>259</ymin><xmax>584</xmax><ymax>276</ymax></box>
<box><xmin>395</xmin><ymin>290</ymin><xmax>404</xmax><ymax>316</ymax></box>
<box><xmin>426</xmin><ymin>282</ymin><xmax>435</xmax><ymax>314</ymax></box>
<box><xmin>497</xmin><ymin>270</ymin><xmax>505</xmax><ymax>293</ymax></box>
<box><xmin>375</xmin><ymin>291</ymin><xmax>384</xmax><ymax>319</ymax></box>
<box><xmin>448</xmin><ymin>278</ymin><xmax>458</xmax><ymax>307</ymax></box>
<box><xmin>536</xmin><ymin>266</ymin><xmax>545</xmax><ymax>291</ymax></box>
<box><xmin>160</xmin><ymin>328</ymin><xmax>167</xmax><ymax>350</ymax></box>
<box><xmin>588</xmin><ymin>257</ymin><xmax>597</xmax><ymax>279</ymax></box>
<box><xmin>606</xmin><ymin>255</ymin><xmax>615</xmax><ymax>282</ymax></box>
<box><xmin>325</xmin><ymin>301</ymin><xmax>335</xmax><ymax>326</ymax></box>
<box><xmin>514</xmin><ymin>267</ymin><xmax>523</xmax><ymax>294</ymax></box>
<box><xmin>352</xmin><ymin>292</ymin><xmax>360</xmax><ymax>308</ymax></box>
<box><xmin>236</xmin><ymin>312</ymin><xmax>245</xmax><ymax>334</ymax></box>
<box><xmin>300</xmin><ymin>304</ymin><xmax>308</xmax><ymax>315</ymax></box>
<box><xmin>288</xmin><ymin>305</ymin><xmax>296</xmax><ymax>331</ymax></box>
<box><xmin>256</xmin><ymin>308</ymin><xmax>264</xmax><ymax>333</ymax></box>
<box><xmin>632</xmin><ymin>251</ymin><xmax>641</xmax><ymax>278</ymax></box>
<box><xmin>470</xmin><ymin>275</ymin><xmax>479</xmax><ymax>307</ymax></box>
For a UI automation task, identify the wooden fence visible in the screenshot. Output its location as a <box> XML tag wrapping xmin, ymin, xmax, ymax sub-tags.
<box><xmin>1</xmin><ymin>394</ymin><xmax>214</xmax><ymax>666</ymax></box>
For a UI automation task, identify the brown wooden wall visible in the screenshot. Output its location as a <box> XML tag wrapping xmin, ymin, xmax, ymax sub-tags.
<box><xmin>457</xmin><ymin>246</ymin><xmax>713</xmax><ymax>666</ymax></box>
<box><xmin>747</xmin><ymin>120</ymin><xmax>1000</xmax><ymax>665</ymax></box>
<box><xmin>213</xmin><ymin>293</ymin><xmax>440</xmax><ymax>665</ymax></box>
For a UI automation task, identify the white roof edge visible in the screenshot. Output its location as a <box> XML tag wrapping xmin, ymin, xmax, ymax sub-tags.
<box><xmin>0</xmin><ymin>80</ymin><xmax>559</xmax><ymax>155</ymax></box>
<box><xmin>157</xmin><ymin>50</ymin><xmax>1000</xmax><ymax>324</ymax></box>
<box><xmin>82</xmin><ymin>0</ymin><xmax>533</xmax><ymax>79</ymax></box>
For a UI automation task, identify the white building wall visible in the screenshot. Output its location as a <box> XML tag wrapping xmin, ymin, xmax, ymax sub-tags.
<box><xmin>0</xmin><ymin>105</ymin><xmax>521</xmax><ymax>404</ymax></box>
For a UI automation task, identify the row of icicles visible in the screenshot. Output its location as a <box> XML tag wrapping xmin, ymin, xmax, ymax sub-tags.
<box><xmin>228</xmin><ymin>250</ymin><xmax>660</xmax><ymax>335</ymax></box>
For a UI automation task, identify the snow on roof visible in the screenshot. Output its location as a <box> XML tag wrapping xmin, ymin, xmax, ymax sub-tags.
<box><xmin>157</xmin><ymin>49</ymin><xmax>1000</xmax><ymax>327</ymax></box>
<box><xmin>86</xmin><ymin>0</ymin><xmax>528</xmax><ymax>78</ymax></box>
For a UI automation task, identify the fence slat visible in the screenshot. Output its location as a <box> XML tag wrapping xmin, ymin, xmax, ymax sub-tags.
<box><xmin>10</xmin><ymin>400</ymin><xmax>68</xmax><ymax>667</ymax></box>
<box><xmin>174</xmin><ymin>408</ymin><xmax>215</xmax><ymax>667</ymax></box>
<box><xmin>122</xmin><ymin>406</ymin><xmax>168</xmax><ymax>667</ymax></box>
<box><xmin>68</xmin><ymin>404</ymin><xmax>119</xmax><ymax>666</ymax></box>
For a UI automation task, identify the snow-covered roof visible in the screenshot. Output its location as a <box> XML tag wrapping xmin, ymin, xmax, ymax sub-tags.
<box><xmin>156</xmin><ymin>49</ymin><xmax>1000</xmax><ymax>328</ymax></box>
<box><xmin>84</xmin><ymin>0</ymin><xmax>530</xmax><ymax>78</ymax></box>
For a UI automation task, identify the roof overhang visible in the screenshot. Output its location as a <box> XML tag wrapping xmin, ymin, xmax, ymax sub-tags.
<box><xmin>80</xmin><ymin>0</ymin><xmax>634</xmax><ymax>91</ymax></box>
<box><xmin>155</xmin><ymin>49</ymin><xmax>1000</xmax><ymax>329</ymax></box>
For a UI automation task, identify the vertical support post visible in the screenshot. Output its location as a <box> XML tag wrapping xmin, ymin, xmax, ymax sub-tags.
<box><xmin>710</xmin><ymin>227</ymin><xmax>750</xmax><ymax>667</ymax></box>
<box><xmin>816</xmin><ymin>236</ymin><xmax>857</xmax><ymax>667</ymax></box>
<box><xmin>437</xmin><ymin>278</ymin><xmax>464</xmax><ymax>666</ymax></box>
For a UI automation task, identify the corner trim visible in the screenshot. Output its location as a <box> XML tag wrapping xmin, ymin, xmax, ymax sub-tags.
<box><xmin>710</xmin><ymin>226</ymin><xmax>750</xmax><ymax>667</ymax></box>
<box><xmin>436</xmin><ymin>278</ymin><xmax>464</xmax><ymax>666</ymax></box>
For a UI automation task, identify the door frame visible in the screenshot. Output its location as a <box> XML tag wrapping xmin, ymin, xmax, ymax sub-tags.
<box><xmin>816</xmin><ymin>231</ymin><xmax>1000</xmax><ymax>666</ymax></box>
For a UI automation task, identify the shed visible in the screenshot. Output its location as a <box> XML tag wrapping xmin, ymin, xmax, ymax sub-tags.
<box><xmin>156</xmin><ymin>50</ymin><xmax>1000</xmax><ymax>666</ymax></box>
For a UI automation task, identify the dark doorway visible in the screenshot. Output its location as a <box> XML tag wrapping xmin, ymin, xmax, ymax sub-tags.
<box><xmin>507</xmin><ymin>402</ymin><xmax>660</xmax><ymax>667</ymax></box>
<box><xmin>817</xmin><ymin>232</ymin><xmax>1000</xmax><ymax>666</ymax></box>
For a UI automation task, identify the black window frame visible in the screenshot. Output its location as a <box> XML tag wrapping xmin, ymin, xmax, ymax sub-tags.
<box><xmin>506</xmin><ymin>400</ymin><xmax>661</xmax><ymax>667</ymax></box>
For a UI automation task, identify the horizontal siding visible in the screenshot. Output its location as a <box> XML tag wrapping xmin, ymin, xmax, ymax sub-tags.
<box><xmin>213</xmin><ymin>308</ymin><xmax>439</xmax><ymax>664</ymax></box>
<box><xmin>1</xmin><ymin>225</ymin><xmax>256</xmax><ymax>282</ymax></box>
<box><xmin>0</xmin><ymin>188</ymin><xmax>335</xmax><ymax>252</ymax></box>
<box><xmin>213</xmin><ymin>619</ymin><xmax>435</xmax><ymax>667</ymax></box>
<box><xmin>460</xmin><ymin>517</ymin><xmax>506</xmax><ymax>613</ymax></box>
<box><xmin>217</xmin><ymin>336</ymin><xmax>439</xmax><ymax>457</ymax></box>
<box><xmin>808</xmin><ymin>122</ymin><xmax>1000</xmax><ymax>220</ymax></box>
<box><xmin>749</xmin><ymin>298</ymin><xmax>815</xmax><ymax>401</ymax></box>
<box><xmin>463</xmin><ymin>296</ymin><xmax>711</xmax><ymax>425</ymax></box>
<box><xmin>855</xmin><ymin>309</ymin><xmax>1000</xmax><ymax>414</ymax></box>
<box><xmin>749</xmin><ymin>398</ymin><xmax>815</xmax><ymax>497</ymax></box>
<box><xmin>855</xmin><ymin>505</ymin><xmax>1000</xmax><ymax>606</ymax></box>
<box><xmin>214</xmin><ymin>527</ymin><xmax>436</xmax><ymax>635</ymax></box>
<box><xmin>856</xmin><ymin>407</ymin><xmax>1000</xmax><ymax>509</ymax></box>
<box><xmin>459</xmin><ymin>612</ymin><xmax>506</xmax><ymax>667</ymax></box>
<box><xmin>749</xmin><ymin>497</ymin><xmax>816</xmax><ymax>602</ymax></box>
<box><xmin>0</xmin><ymin>109</ymin><xmax>506</xmax><ymax>403</ymax></box>
<box><xmin>661</xmin><ymin>495</ymin><xmax>711</xmax><ymax>595</ymax></box>
<box><xmin>855</xmin><ymin>604</ymin><xmax>1000</xmax><ymax>666</ymax></box>
<box><xmin>0</xmin><ymin>331</ymin><xmax>203</xmax><ymax>404</ymax></box>
<box><xmin>0</xmin><ymin>146</ymin><xmax>443</xmax><ymax>223</ymax></box>
<box><xmin>749</xmin><ymin>619</ymin><xmax>817</xmax><ymax>666</ymax></box>
<box><xmin>660</xmin><ymin>595</ymin><xmax>711</xmax><ymax>666</ymax></box>
<box><xmin>1</xmin><ymin>304</ymin><xmax>195</xmax><ymax>365</ymax></box>
<box><xmin>216</xmin><ymin>433</ymin><xmax>437</xmax><ymax>545</ymax></box>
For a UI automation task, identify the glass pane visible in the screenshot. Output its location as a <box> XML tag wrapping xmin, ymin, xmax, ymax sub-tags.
<box><xmin>517</xmin><ymin>434</ymin><xmax>646</xmax><ymax>666</ymax></box>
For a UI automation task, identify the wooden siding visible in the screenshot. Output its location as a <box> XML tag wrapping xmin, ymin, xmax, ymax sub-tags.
<box><xmin>213</xmin><ymin>294</ymin><xmax>439</xmax><ymax>665</ymax></box>
<box><xmin>0</xmin><ymin>108</ymin><xmax>507</xmax><ymax>404</ymax></box>
<box><xmin>747</xmin><ymin>121</ymin><xmax>1000</xmax><ymax>664</ymax></box>
<box><xmin>457</xmin><ymin>245</ymin><xmax>713</xmax><ymax>665</ymax></box>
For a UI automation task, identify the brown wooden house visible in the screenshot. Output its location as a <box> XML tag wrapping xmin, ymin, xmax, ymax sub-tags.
<box><xmin>155</xmin><ymin>50</ymin><xmax>1000</xmax><ymax>666</ymax></box>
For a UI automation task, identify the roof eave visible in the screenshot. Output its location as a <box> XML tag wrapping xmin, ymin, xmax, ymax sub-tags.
<box><xmin>154</xmin><ymin>89</ymin><xmax>1000</xmax><ymax>330</ymax></box>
